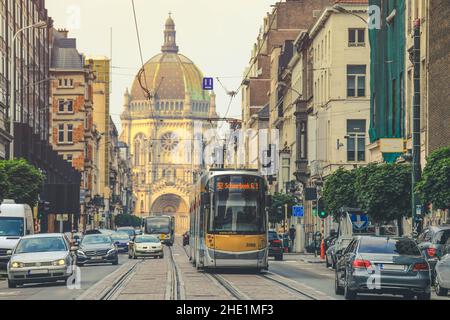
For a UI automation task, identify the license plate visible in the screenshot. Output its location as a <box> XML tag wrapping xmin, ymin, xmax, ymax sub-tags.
<box><xmin>377</xmin><ymin>263</ymin><xmax>406</xmax><ymax>271</ymax></box>
<box><xmin>90</xmin><ymin>256</ymin><xmax>103</xmax><ymax>260</ymax></box>
<box><xmin>28</xmin><ymin>269</ymin><xmax>49</xmax><ymax>275</ymax></box>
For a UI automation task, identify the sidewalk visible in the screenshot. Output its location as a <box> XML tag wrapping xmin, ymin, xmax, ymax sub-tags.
<box><xmin>284</xmin><ymin>253</ymin><xmax>325</xmax><ymax>264</ymax></box>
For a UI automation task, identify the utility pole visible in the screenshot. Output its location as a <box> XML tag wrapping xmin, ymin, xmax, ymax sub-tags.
<box><xmin>411</xmin><ymin>19</ymin><xmax>422</xmax><ymax>235</ymax></box>
<box><xmin>284</xmin><ymin>203</ymin><xmax>288</xmax><ymax>234</ymax></box>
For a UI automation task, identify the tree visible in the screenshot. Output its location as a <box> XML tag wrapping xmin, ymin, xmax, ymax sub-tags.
<box><xmin>355</xmin><ymin>163</ymin><xmax>412</xmax><ymax>224</ymax></box>
<box><xmin>417</xmin><ymin>147</ymin><xmax>450</xmax><ymax>211</ymax></box>
<box><xmin>115</xmin><ymin>214</ymin><xmax>142</xmax><ymax>228</ymax></box>
<box><xmin>322</xmin><ymin>167</ymin><xmax>358</xmax><ymax>219</ymax></box>
<box><xmin>268</xmin><ymin>192</ymin><xmax>298</xmax><ymax>224</ymax></box>
<box><xmin>0</xmin><ymin>159</ymin><xmax>45</xmax><ymax>207</ymax></box>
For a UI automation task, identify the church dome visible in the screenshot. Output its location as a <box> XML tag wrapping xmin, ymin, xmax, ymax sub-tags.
<box><xmin>129</xmin><ymin>14</ymin><xmax>208</xmax><ymax>103</ymax></box>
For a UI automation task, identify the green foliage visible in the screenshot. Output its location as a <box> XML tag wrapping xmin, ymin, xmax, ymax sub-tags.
<box><xmin>355</xmin><ymin>163</ymin><xmax>412</xmax><ymax>224</ymax></box>
<box><xmin>268</xmin><ymin>192</ymin><xmax>299</xmax><ymax>224</ymax></box>
<box><xmin>417</xmin><ymin>147</ymin><xmax>450</xmax><ymax>210</ymax></box>
<box><xmin>0</xmin><ymin>159</ymin><xmax>45</xmax><ymax>207</ymax></box>
<box><xmin>115</xmin><ymin>214</ymin><xmax>142</xmax><ymax>228</ymax></box>
<box><xmin>322</xmin><ymin>167</ymin><xmax>358</xmax><ymax>218</ymax></box>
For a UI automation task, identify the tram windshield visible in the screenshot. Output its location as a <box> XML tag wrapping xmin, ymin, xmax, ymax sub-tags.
<box><xmin>145</xmin><ymin>217</ymin><xmax>171</xmax><ymax>234</ymax></box>
<box><xmin>209</xmin><ymin>175</ymin><xmax>266</xmax><ymax>234</ymax></box>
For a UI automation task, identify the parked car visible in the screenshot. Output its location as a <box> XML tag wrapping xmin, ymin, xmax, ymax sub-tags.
<box><xmin>435</xmin><ymin>239</ymin><xmax>450</xmax><ymax>296</ymax></box>
<box><xmin>326</xmin><ymin>236</ymin><xmax>353</xmax><ymax>269</ymax></box>
<box><xmin>335</xmin><ymin>236</ymin><xmax>431</xmax><ymax>300</ymax></box>
<box><xmin>7</xmin><ymin>233</ymin><xmax>75</xmax><ymax>288</ymax></box>
<box><xmin>182</xmin><ymin>232</ymin><xmax>189</xmax><ymax>246</ymax></box>
<box><xmin>111</xmin><ymin>232</ymin><xmax>130</xmax><ymax>253</ymax></box>
<box><xmin>76</xmin><ymin>234</ymin><xmax>118</xmax><ymax>266</ymax></box>
<box><xmin>84</xmin><ymin>229</ymin><xmax>102</xmax><ymax>235</ymax></box>
<box><xmin>417</xmin><ymin>225</ymin><xmax>450</xmax><ymax>279</ymax></box>
<box><xmin>116</xmin><ymin>227</ymin><xmax>136</xmax><ymax>240</ymax></box>
<box><xmin>268</xmin><ymin>231</ymin><xmax>283</xmax><ymax>261</ymax></box>
<box><xmin>128</xmin><ymin>235</ymin><xmax>163</xmax><ymax>259</ymax></box>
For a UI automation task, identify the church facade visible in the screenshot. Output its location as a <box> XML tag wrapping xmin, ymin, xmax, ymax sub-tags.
<box><xmin>120</xmin><ymin>15</ymin><xmax>217</xmax><ymax>234</ymax></box>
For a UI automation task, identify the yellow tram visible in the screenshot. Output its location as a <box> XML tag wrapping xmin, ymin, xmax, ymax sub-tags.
<box><xmin>189</xmin><ymin>169</ymin><xmax>269</xmax><ymax>271</ymax></box>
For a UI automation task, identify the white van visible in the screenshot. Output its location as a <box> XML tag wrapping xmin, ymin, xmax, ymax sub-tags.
<box><xmin>0</xmin><ymin>200</ymin><xmax>34</xmax><ymax>273</ymax></box>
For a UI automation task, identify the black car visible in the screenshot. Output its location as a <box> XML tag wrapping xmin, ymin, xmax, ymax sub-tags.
<box><xmin>417</xmin><ymin>225</ymin><xmax>450</xmax><ymax>279</ymax></box>
<box><xmin>76</xmin><ymin>234</ymin><xmax>119</xmax><ymax>266</ymax></box>
<box><xmin>335</xmin><ymin>236</ymin><xmax>431</xmax><ymax>300</ymax></box>
<box><xmin>268</xmin><ymin>231</ymin><xmax>283</xmax><ymax>261</ymax></box>
<box><xmin>111</xmin><ymin>232</ymin><xmax>130</xmax><ymax>253</ymax></box>
<box><xmin>116</xmin><ymin>227</ymin><xmax>136</xmax><ymax>240</ymax></box>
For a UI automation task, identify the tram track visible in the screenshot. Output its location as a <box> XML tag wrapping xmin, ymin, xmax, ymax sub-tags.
<box><xmin>100</xmin><ymin>260</ymin><xmax>143</xmax><ymax>300</ymax></box>
<box><xmin>166</xmin><ymin>246</ymin><xmax>185</xmax><ymax>300</ymax></box>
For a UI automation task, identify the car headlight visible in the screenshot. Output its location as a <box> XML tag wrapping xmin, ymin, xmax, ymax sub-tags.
<box><xmin>53</xmin><ymin>259</ymin><xmax>66</xmax><ymax>266</ymax></box>
<box><xmin>11</xmin><ymin>261</ymin><xmax>23</xmax><ymax>269</ymax></box>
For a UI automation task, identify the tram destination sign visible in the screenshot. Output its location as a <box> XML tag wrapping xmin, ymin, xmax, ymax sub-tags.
<box><xmin>216</xmin><ymin>182</ymin><xmax>260</xmax><ymax>191</ymax></box>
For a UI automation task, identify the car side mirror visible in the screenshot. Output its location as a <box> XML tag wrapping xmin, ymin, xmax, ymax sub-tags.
<box><xmin>6</xmin><ymin>250</ymin><xmax>12</xmax><ymax>255</ymax></box>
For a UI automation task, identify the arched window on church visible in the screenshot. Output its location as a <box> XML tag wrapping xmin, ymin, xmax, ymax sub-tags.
<box><xmin>155</xmin><ymin>102</ymin><xmax>159</xmax><ymax>111</ymax></box>
<box><xmin>166</xmin><ymin>102</ymin><xmax>169</xmax><ymax>110</ymax></box>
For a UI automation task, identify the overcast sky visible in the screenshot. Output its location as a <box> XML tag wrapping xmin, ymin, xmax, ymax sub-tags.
<box><xmin>46</xmin><ymin>0</ymin><xmax>277</xmax><ymax>131</ymax></box>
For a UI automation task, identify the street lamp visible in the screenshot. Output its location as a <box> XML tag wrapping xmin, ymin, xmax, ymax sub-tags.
<box><xmin>9</xmin><ymin>21</ymin><xmax>47</xmax><ymax>160</ymax></box>
<box><xmin>333</xmin><ymin>4</ymin><xmax>368</xmax><ymax>25</ymax></box>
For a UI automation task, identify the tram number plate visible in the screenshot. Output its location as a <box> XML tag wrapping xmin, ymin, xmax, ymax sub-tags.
<box><xmin>246</xmin><ymin>243</ymin><xmax>256</xmax><ymax>248</ymax></box>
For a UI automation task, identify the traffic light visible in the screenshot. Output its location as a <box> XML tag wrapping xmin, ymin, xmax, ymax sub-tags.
<box><xmin>37</xmin><ymin>200</ymin><xmax>50</xmax><ymax>220</ymax></box>
<box><xmin>317</xmin><ymin>198</ymin><xmax>328</xmax><ymax>219</ymax></box>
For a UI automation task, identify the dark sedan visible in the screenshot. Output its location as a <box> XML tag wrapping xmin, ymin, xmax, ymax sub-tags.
<box><xmin>335</xmin><ymin>236</ymin><xmax>431</xmax><ymax>300</ymax></box>
<box><xmin>268</xmin><ymin>231</ymin><xmax>283</xmax><ymax>261</ymax></box>
<box><xmin>111</xmin><ymin>232</ymin><xmax>130</xmax><ymax>253</ymax></box>
<box><xmin>76</xmin><ymin>234</ymin><xmax>118</xmax><ymax>266</ymax></box>
<box><xmin>417</xmin><ymin>225</ymin><xmax>450</xmax><ymax>281</ymax></box>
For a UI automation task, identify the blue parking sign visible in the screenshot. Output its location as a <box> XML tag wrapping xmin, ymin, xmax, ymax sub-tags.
<box><xmin>292</xmin><ymin>206</ymin><xmax>304</xmax><ymax>217</ymax></box>
<box><xmin>203</xmin><ymin>77</ymin><xmax>214</xmax><ymax>90</ymax></box>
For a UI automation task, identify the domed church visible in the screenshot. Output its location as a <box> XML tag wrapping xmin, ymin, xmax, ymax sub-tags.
<box><xmin>120</xmin><ymin>14</ymin><xmax>217</xmax><ymax>234</ymax></box>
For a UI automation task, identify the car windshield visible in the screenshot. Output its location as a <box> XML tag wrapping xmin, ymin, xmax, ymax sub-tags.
<box><xmin>358</xmin><ymin>238</ymin><xmax>421</xmax><ymax>256</ymax></box>
<box><xmin>117</xmin><ymin>229</ymin><xmax>135</xmax><ymax>238</ymax></box>
<box><xmin>111</xmin><ymin>233</ymin><xmax>130</xmax><ymax>241</ymax></box>
<box><xmin>15</xmin><ymin>237</ymin><xmax>67</xmax><ymax>254</ymax></box>
<box><xmin>81</xmin><ymin>235</ymin><xmax>112</xmax><ymax>245</ymax></box>
<box><xmin>434</xmin><ymin>230</ymin><xmax>450</xmax><ymax>245</ymax></box>
<box><xmin>135</xmin><ymin>236</ymin><xmax>159</xmax><ymax>243</ymax></box>
<box><xmin>0</xmin><ymin>217</ymin><xmax>24</xmax><ymax>237</ymax></box>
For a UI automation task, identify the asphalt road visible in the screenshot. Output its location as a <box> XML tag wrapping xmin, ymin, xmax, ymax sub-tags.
<box><xmin>0</xmin><ymin>254</ymin><xmax>128</xmax><ymax>300</ymax></box>
<box><xmin>269</xmin><ymin>257</ymin><xmax>450</xmax><ymax>301</ymax></box>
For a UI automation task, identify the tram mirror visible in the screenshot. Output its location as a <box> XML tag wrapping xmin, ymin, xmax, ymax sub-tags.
<box><xmin>201</xmin><ymin>193</ymin><xmax>210</xmax><ymax>206</ymax></box>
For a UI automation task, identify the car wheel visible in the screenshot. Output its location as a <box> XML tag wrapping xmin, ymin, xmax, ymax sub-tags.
<box><xmin>7</xmin><ymin>280</ymin><xmax>17</xmax><ymax>289</ymax></box>
<box><xmin>160</xmin><ymin>254</ymin><xmax>164</xmax><ymax>259</ymax></box>
<box><xmin>334</xmin><ymin>272</ymin><xmax>344</xmax><ymax>295</ymax></box>
<box><xmin>417</xmin><ymin>292</ymin><xmax>431</xmax><ymax>300</ymax></box>
<box><xmin>435</xmin><ymin>280</ymin><xmax>448</xmax><ymax>296</ymax></box>
<box><xmin>344</xmin><ymin>275</ymin><xmax>357</xmax><ymax>300</ymax></box>
<box><xmin>112</xmin><ymin>259</ymin><xmax>119</xmax><ymax>265</ymax></box>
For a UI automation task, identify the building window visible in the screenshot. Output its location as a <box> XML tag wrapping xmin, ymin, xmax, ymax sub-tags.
<box><xmin>347</xmin><ymin>65</ymin><xmax>366</xmax><ymax>97</ymax></box>
<box><xmin>58</xmin><ymin>100</ymin><xmax>65</xmax><ymax>112</ymax></box>
<box><xmin>58</xmin><ymin>124</ymin><xmax>64</xmax><ymax>143</ymax></box>
<box><xmin>300</xmin><ymin>121</ymin><xmax>307</xmax><ymax>159</ymax></box>
<box><xmin>67</xmin><ymin>124</ymin><xmax>73</xmax><ymax>143</ymax></box>
<box><xmin>67</xmin><ymin>100</ymin><xmax>73</xmax><ymax>112</ymax></box>
<box><xmin>281</xmin><ymin>158</ymin><xmax>290</xmax><ymax>189</ymax></box>
<box><xmin>347</xmin><ymin>120</ymin><xmax>366</xmax><ymax>162</ymax></box>
<box><xmin>348</xmin><ymin>29</ymin><xmax>365</xmax><ymax>46</ymax></box>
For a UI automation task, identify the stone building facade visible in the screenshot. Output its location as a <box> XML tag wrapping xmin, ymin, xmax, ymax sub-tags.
<box><xmin>120</xmin><ymin>15</ymin><xmax>217</xmax><ymax>234</ymax></box>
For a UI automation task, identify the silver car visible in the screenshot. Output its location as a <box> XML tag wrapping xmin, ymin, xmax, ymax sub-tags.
<box><xmin>435</xmin><ymin>241</ymin><xmax>450</xmax><ymax>296</ymax></box>
<box><xmin>7</xmin><ymin>233</ymin><xmax>75</xmax><ymax>288</ymax></box>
